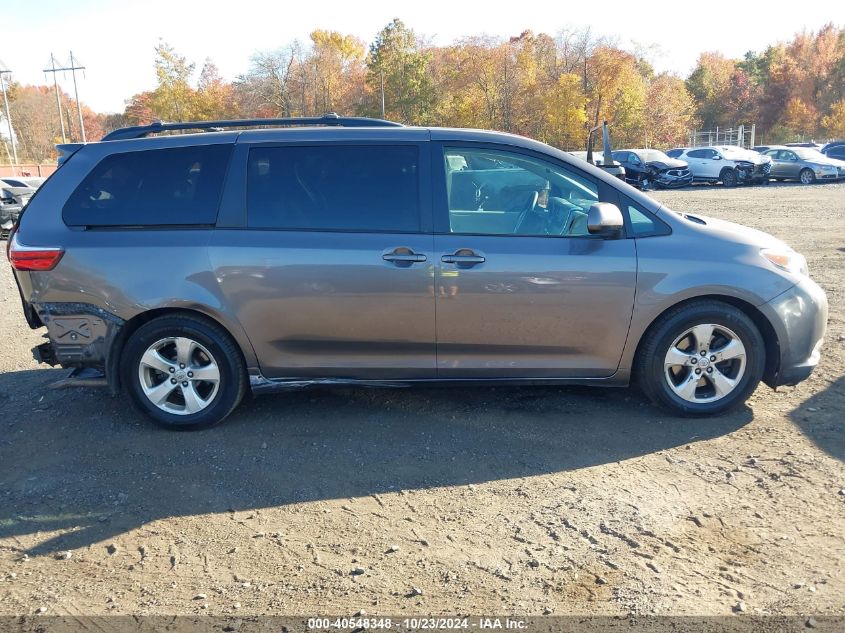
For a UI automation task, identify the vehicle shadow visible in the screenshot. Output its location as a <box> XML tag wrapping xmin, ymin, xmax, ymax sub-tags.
<box><xmin>0</xmin><ymin>368</ymin><xmax>753</xmax><ymax>556</ymax></box>
<box><xmin>788</xmin><ymin>375</ymin><xmax>845</xmax><ymax>463</ymax></box>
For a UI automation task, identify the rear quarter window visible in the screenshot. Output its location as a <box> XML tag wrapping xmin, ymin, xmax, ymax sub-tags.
<box><xmin>62</xmin><ymin>144</ymin><xmax>233</xmax><ymax>227</ymax></box>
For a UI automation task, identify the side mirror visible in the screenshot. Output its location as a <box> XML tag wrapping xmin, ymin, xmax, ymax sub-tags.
<box><xmin>587</xmin><ymin>202</ymin><xmax>624</xmax><ymax>237</ymax></box>
<box><xmin>713</xmin><ymin>156</ymin><xmax>722</xmax><ymax>160</ymax></box>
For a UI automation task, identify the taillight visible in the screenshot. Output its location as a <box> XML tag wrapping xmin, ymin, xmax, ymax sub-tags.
<box><xmin>8</xmin><ymin>231</ymin><xmax>64</xmax><ymax>271</ymax></box>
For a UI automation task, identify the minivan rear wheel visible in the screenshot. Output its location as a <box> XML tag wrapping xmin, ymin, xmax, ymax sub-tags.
<box><xmin>122</xmin><ymin>314</ymin><xmax>247</xmax><ymax>430</ymax></box>
<box><xmin>636</xmin><ymin>301</ymin><xmax>765</xmax><ymax>416</ymax></box>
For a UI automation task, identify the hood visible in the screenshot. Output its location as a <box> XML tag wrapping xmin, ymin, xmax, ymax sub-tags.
<box><xmin>812</xmin><ymin>156</ymin><xmax>845</xmax><ymax>168</ymax></box>
<box><xmin>680</xmin><ymin>213</ymin><xmax>789</xmax><ymax>250</ymax></box>
<box><xmin>726</xmin><ymin>151</ymin><xmax>768</xmax><ymax>165</ymax></box>
<box><xmin>646</xmin><ymin>157</ymin><xmax>687</xmax><ymax>170</ymax></box>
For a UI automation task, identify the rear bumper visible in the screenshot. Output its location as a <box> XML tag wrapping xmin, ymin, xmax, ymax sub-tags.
<box><xmin>760</xmin><ymin>276</ymin><xmax>828</xmax><ymax>388</ymax></box>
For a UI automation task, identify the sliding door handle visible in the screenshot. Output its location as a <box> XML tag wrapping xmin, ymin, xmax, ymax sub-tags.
<box><xmin>382</xmin><ymin>247</ymin><xmax>427</xmax><ymax>265</ymax></box>
<box><xmin>441</xmin><ymin>249</ymin><xmax>485</xmax><ymax>265</ymax></box>
<box><xmin>383</xmin><ymin>253</ymin><xmax>427</xmax><ymax>263</ymax></box>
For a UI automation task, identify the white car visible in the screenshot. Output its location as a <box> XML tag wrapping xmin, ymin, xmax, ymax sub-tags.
<box><xmin>674</xmin><ymin>147</ymin><xmax>771</xmax><ymax>187</ymax></box>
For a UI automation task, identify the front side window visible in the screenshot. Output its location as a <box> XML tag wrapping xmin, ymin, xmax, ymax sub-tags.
<box><xmin>443</xmin><ymin>147</ymin><xmax>598</xmax><ymax>237</ymax></box>
<box><xmin>686</xmin><ymin>149</ymin><xmax>707</xmax><ymax>159</ymax></box>
<box><xmin>63</xmin><ymin>144</ymin><xmax>232</xmax><ymax>227</ymax></box>
<box><xmin>246</xmin><ymin>145</ymin><xmax>420</xmax><ymax>232</ymax></box>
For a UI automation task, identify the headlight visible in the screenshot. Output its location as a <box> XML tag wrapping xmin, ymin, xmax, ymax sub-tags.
<box><xmin>761</xmin><ymin>248</ymin><xmax>808</xmax><ymax>276</ymax></box>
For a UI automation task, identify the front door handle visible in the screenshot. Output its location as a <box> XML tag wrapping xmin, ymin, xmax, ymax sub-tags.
<box><xmin>441</xmin><ymin>249</ymin><xmax>486</xmax><ymax>265</ymax></box>
<box><xmin>382</xmin><ymin>247</ymin><xmax>427</xmax><ymax>265</ymax></box>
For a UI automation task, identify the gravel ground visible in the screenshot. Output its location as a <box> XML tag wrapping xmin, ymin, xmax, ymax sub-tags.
<box><xmin>0</xmin><ymin>182</ymin><xmax>843</xmax><ymax>620</ymax></box>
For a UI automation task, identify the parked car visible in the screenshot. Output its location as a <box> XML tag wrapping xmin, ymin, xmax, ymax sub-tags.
<box><xmin>0</xmin><ymin>184</ymin><xmax>33</xmax><ymax>238</ymax></box>
<box><xmin>821</xmin><ymin>141</ymin><xmax>845</xmax><ymax>161</ymax></box>
<box><xmin>8</xmin><ymin>115</ymin><xmax>827</xmax><ymax>429</ymax></box>
<box><xmin>784</xmin><ymin>142</ymin><xmax>824</xmax><ymax>150</ymax></box>
<box><xmin>19</xmin><ymin>176</ymin><xmax>47</xmax><ymax>189</ymax></box>
<box><xmin>674</xmin><ymin>146</ymin><xmax>771</xmax><ymax>186</ymax></box>
<box><xmin>1</xmin><ymin>196</ymin><xmax>23</xmax><ymax>238</ymax></box>
<box><xmin>762</xmin><ymin>146</ymin><xmax>844</xmax><ymax>183</ymax></box>
<box><xmin>0</xmin><ymin>177</ymin><xmax>38</xmax><ymax>190</ymax></box>
<box><xmin>611</xmin><ymin>149</ymin><xmax>693</xmax><ymax>189</ymax></box>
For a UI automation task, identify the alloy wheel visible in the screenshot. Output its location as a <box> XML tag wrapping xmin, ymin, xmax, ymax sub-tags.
<box><xmin>663</xmin><ymin>324</ymin><xmax>747</xmax><ymax>404</ymax></box>
<box><xmin>138</xmin><ymin>336</ymin><xmax>221</xmax><ymax>415</ymax></box>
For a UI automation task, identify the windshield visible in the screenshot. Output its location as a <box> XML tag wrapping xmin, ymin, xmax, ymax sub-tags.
<box><xmin>639</xmin><ymin>150</ymin><xmax>672</xmax><ymax>162</ymax></box>
<box><xmin>793</xmin><ymin>148</ymin><xmax>827</xmax><ymax>160</ymax></box>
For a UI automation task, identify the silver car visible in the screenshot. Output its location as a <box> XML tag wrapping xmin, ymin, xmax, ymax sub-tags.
<box><xmin>763</xmin><ymin>146</ymin><xmax>844</xmax><ymax>183</ymax></box>
<box><xmin>8</xmin><ymin>116</ymin><xmax>828</xmax><ymax>429</ymax></box>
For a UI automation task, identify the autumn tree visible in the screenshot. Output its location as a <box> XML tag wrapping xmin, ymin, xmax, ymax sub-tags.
<box><xmin>310</xmin><ymin>30</ymin><xmax>367</xmax><ymax>114</ymax></box>
<box><xmin>149</xmin><ymin>41</ymin><xmax>197</xmax><ymax>121</ymax></box>
<box><xmin>643</xmin><ymin>74</ymin><xmax>697</xmax><ymax>147</ymax></box>
<box><xmin>821</xmin><ymin>98</ymin><xmax>845</xmax><ymax>137</ymax></box>
<box><xmin>6</xmin><ymin>84</ymin><xmax>72</xmax><ymax>162</ymax></box>
<box><xmin>196</xmin><ymin>60</ymin><xmax>237</xmax><ymax>119</ymax></box>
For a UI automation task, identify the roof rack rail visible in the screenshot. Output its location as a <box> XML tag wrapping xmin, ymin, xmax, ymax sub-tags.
<box><xmin>101</xmin><ymin>113</ymin><xmax>403</xmax><ymax>141</ymax></box>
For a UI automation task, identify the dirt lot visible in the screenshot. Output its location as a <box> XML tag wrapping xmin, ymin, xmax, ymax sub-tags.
<box><xmin>0</xmin><ymin>183</ymin><xmax>843</xmax><ymax>620</ymax></box>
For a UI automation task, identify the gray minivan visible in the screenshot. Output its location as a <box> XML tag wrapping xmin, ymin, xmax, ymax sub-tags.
<box><xmin>8</xmin><ymin>116</ymin><xmax>828</xmax><ymax>429</ymax></box>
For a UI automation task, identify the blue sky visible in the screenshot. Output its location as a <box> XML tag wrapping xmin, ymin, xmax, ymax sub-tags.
<box><xmin>1</xmin><ymin>0</ymin><xmax>843</xmax><ymax>113</ymax></box>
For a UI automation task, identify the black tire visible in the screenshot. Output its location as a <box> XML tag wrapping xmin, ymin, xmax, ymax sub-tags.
<box><xmin>799</xmin><ymin>168</ymin><xmax>816</xmax><ymax>185</ymax></box>
<box><xmin>720</xmin><ymin>168</ymin><xmax>738</xmax><ymax>187</ymax></box>
<box><xmin>635</xmin><ymin>300</ymin><xmax>765</xmax><ymax>416</ymax></box>
<box><xmin>122</xmin><ymin>314</ymin><xmax>247</xmax><ymax>430</ymax></box>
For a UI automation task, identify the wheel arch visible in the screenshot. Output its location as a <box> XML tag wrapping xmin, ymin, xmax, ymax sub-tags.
<box><xmin>630</xmin><ymin>294</ymin><xmax>779</xmax><ymax>387</ymax></box>
<box><xmin>106</xmin><ymin>306</ymin><xmax>254</xmax><ymax>396</ymax></box>
<box><xmin>719</xmin><ymin>166</ymin><xmax>737</xmax><ymax>183</ymax></box>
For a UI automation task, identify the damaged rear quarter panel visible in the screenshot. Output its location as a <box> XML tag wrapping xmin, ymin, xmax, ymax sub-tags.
<box><xmin>36</xmin><ymin>302</ymin><xmax>124</xmax><ymax>367</ymax></box>
<box><xmin>23</xmin><ymin>230</ymin><xmax>259</xmax><ymax>383</ymax></box>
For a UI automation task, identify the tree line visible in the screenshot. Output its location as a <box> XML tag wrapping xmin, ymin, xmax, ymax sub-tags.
<box><xmin>2</xmin><ymin>19</ymin><xmax>844</xmax><ymax>163</ymax></box>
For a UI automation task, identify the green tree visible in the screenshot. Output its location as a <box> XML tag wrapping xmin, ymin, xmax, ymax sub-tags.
<box><xmin>365</xmin><ymin>18</ymin><xmax>435</xmax><ymax>123</ymax></box>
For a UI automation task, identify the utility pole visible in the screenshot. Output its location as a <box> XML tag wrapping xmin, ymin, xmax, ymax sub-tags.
<box><xmin>44</xmin><ymin>54</ymin><xmax>67</xmax><ymax>143</ymax></box>
<box><xmin>0</xmin><ymin>64</ymin><xmax>18</xmax><ymax>167</ymax></box>
<box><xmin>69</xmin><ymin>52</ymin><xmax>86</xmax><ymax>142</ymax></box>
<box><xmin>380</xmin><ymin>67</ymin><xmax>385</xmax><ymax>118</ymax></box>
<box><xmin>43</xmin><ymin>52</ymin><xmax>87</xmax><ymax>143</ymax></box>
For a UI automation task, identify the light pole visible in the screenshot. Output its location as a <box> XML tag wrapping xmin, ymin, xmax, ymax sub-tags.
<box><xmin>0</xmin><ymin>65</ymin><xmax>18</xmax><ymax>167</ymax></box>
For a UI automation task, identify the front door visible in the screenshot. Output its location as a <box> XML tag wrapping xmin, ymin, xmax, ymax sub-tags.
<box><xmin>211</xmin><ymin>141</ymin><xmax>436</xmax><ymax>379</ymax></box>
<box><xmin>432</xmin><ymin>144</ymin><xmax>637</xmax><ymax>378</ymax></box>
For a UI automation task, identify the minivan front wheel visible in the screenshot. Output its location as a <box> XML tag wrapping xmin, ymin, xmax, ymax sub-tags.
<box><xmin>122</xmin><ymin>314</ymin><xmax>247</xmax><ymax>430</ymax></box>
<box><xmin>636</xmin><ymin>301</ymin><xmax>765</xmax><ymax>416</ymax></box>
